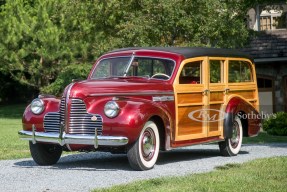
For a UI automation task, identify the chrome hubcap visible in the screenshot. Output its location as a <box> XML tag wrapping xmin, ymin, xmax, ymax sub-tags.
<box><xmin>230</xmin><ymin>121</ymin><xmax>240</xmax><ymax>148</ymax></box>
<box><xmin>141</xmin><ymin>128</ymin><xmax>156</xmax><ymax>161</ymax></box>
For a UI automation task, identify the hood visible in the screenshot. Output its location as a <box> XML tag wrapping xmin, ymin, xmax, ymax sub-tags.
<box><xmin>67</xmin><ymin>78</ymin><xmax>173</xmax><ymax>99</ymax></box>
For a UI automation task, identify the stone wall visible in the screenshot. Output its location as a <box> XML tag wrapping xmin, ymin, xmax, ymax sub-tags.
<box><xmin>255</xmin><ymin>62</ymin><xmax>287</xmax><ymax>112</ymax></box>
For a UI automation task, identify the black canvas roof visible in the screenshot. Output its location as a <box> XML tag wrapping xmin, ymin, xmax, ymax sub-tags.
<box><xmin>109</xmin><ymin>47</ymin><xmax>253</xmax><ymax>61</ymax></box>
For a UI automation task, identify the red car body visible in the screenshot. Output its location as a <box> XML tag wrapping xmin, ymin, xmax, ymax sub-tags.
<box><xmin>19</xmin><ymin>47</ymin><xmax>261</xmax><ymax>170</ymax></box>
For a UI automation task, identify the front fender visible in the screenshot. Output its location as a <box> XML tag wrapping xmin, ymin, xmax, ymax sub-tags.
<box><xmin>84</xmin><ymin>97</ymin><xmax>172</xmax><ymax>145</ymax></box>
<box><xmin>22</xmin><ymin>98</ymin><xmax>60</xmax><ymax>132</ymax></box>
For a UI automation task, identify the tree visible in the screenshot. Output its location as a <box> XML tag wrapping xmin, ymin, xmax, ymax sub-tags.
<box><xmin>0</xmin><ymin>0</ymin><xmax>285</xmax><ymax>98</ymax></box>
<box><xmin>0</xmin><ymin>0</ymin><xmax>72</xmax><ymax>89</ymax></box>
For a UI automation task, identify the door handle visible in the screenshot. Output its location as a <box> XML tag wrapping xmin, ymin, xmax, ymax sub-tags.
<box><xmin>202</xmin><ymin>89</ymin><xmax>209</xmax><ymax>96</ymax></box>
<box><xmin>224</xmin><ymin>88</ymin><xmax>230</xmax><ymax>94</ymax></box>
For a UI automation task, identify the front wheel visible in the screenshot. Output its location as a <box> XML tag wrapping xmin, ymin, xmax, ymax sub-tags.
<box><xmin>29</xmin><ymin>142</ymin><xmax>63</xmax><ymax>165</ymax></box>
<box><xmin>219</xmin><ymin>115</ymin><xmax>243</xmax><ymax>156</ymax></box>
<box><xmin>127</xmin><ymin>121</ymin><xmax>160</xmax><ymax>170</ymax></box>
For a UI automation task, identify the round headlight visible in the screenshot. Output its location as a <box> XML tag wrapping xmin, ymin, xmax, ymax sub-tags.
<box><xmin>30</xmin><ymin>98</ymin><xmax>45</xmax><ymax>115</ymax></box>
<box><xmin>104</xmin><ymin>101</ymin><xmax>120</xmax><ymax>118</ymax></box>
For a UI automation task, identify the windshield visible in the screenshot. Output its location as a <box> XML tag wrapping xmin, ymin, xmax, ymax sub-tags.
<box><xmin>91</xmin><ymin>56</ymin><xmax>175</xmax><ymax>80</ymax></box>
<box><xmin>92</xmin><ymin>57</ymin><xmax>131</xmax><ymax>78</ymax></box>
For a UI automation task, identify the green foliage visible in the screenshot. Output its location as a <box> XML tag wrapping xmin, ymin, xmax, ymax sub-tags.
<box><xmin>0</xmin><ymin>0</ymin><xmax>103</xmax><ymax>90</ymax></box>
<box><xmin>263</xmin><ymin>112</ymin><xmax>287</xmax><ymax>136</ymax></box>
<box><xmin>0</xmin><ymin>0</ymin><xmax>72</xmax><ymax>88</ymax></box>
<box><xmin>0</xmin><ymin>0</ymin><xmax>285</xmax><ymax>99</ymax></box>
<box><xmin>41</xmin><ymin>63</ymin><xmax>92</xmax><ymax>96</ymax></box>
<box><xmin>105</xmin><ymin>0</ymin><xmax>252</xmax><ymax>48</ymax></box>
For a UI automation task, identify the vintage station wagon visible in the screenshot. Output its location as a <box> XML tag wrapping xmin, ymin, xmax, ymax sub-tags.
<box><xmin>19</xmin><ymin>47</ymin><xmax>260</xmax><ymax>170</ymax></box>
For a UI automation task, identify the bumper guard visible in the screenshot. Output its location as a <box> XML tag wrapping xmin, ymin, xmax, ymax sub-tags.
<box><xmin>18</xmin><ymin>124</ymin><xmax>128</xmax><ymax>148</ymax></box>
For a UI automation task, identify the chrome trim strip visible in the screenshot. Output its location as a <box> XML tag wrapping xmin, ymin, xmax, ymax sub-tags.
<box><xmin>18</xmin><ymin>130</ymin><xmax>128</xmax><ymax>147</ymax></box>
<box><xmin>88</xmin><ymin>91</ymin><xmax>174</xmax><ymax>97</ymax></box>
<box><xmin>38</xmin><ymin>94</ymin><xmax>56</xmax><ymax>99</ymax></box>
<box><xmin>65</xmin><ymin>83</ymin><xmax>75</xmax><ymax>131</ymax></box>
<box><xmin>152</xmin><ymin>96</ymin><xmax>174</xmax><ymax>102</ymax></box>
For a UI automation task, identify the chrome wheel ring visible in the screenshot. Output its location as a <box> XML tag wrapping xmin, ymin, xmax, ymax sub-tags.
<box><xmin>141</xmin><ymin>127</ymin><xmax>156</xmax><ymax>161</ymax></box>
<box><xmin>230</xmin><ymin>120</ymin><xmax>240</xmax><ymax>149</ymax></box>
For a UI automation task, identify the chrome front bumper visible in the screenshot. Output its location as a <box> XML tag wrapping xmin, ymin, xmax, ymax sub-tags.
<box><xmin>18</xmin><ymin>125</ymin><xmax>128</xmax><ymax>148</ymax></box>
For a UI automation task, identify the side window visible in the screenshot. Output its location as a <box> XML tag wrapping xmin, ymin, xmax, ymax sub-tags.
<box><xmin>229</xmin><ymin>60</ymin><xmax>252</xmax><ymax>83</ymax></box>
<box><xmin>136</xmin><ymin>59</ymin><xmax>152</xmax><ymax>77</ymax></box>
<box><xmin>128</xmin><ymin>58</ymin><xmax>175</xmax><ymax>79</ymax></box>
<box><xmin>179</xmin><ymin>61</ymin><xmax>202</xmax><ymax>84</ymax></box>
<box><xmin>137</xmin><ymin>59</ymin><xmax>166</xmax><ymax>76</ymax></box>
<box><xmin>210</xmin><ymin>60</ymin><xmax>223</xmax><ymax>83</ymax></box>
<box><xmin>153</xmin><ymin>60</ymin><xmax>166</xmax><ymax>74</ymax></box>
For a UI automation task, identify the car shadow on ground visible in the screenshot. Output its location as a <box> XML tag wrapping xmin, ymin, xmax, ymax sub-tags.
<box><xmin>13</xmin><ymin>147</ymin><xmax>249</xmax><ymax>171</ymax></box>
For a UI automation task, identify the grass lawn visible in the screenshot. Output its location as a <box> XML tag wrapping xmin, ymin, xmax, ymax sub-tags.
<box><xmin>243</xmin><ymin>132</ymin><xmax>287</xmax><ymax>143</ymax></box>
<box><xmin>0</xmin><ymin>104</ymin><xmax>30</xmax><ymax>159</ymax></box>
<box><xmin>93</xmin><ymin>156</ymin><xmax>287</xmax><ymax>192</ymax></box>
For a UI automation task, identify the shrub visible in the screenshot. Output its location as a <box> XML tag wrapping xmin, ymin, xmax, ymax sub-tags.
<box><xmin>263</xmin><ymin>112</ymin><xmax>287</xmax><ymax>136</ymax></box>
<box><xmin>41</xmin><ymin>63</ymin><xmax>92</xmax><ymax>96</ymax></box>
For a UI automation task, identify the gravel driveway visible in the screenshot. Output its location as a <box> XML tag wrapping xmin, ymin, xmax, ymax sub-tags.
<box><xmin>0</xmin><ymin>143</ymin><xmax>286</xmax><ymax>192</ymax></box>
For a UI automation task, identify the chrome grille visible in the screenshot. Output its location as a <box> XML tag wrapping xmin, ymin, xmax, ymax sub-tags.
<box><xmin>44</xmin><ymin>112</ymin><xmax>60</xmax><ymax>132</ymax></box>
<box><xmin>69</xmin><ymin>99</ymin><xmax>103</xmax><ymax>135</ymax></box>
<box><xmin>60</xmin><ymin>97</ymin><xmax>66</xmax><ymax>124</ymax></box>
<box><xmin>44</xmin><ymin>97</ymin><xmax>103</xmax><ymax>135</ymax></box>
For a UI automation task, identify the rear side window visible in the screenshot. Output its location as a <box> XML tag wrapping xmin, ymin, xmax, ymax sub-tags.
<box><xmin>179</xmin><ymin>61</ymin><xmax>202</xmax><ymax>84</ymax></box>
<box><xmin>210</xmin><ymin>60</ymin><xmax>223</xmax><ymax>83</ymax></box>
<box><xmin>229</xmin><ymin>60</ymin><xmax>252</xmax><ymax>83</ymax></box>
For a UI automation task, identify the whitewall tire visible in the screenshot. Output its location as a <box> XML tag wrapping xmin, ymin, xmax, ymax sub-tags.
<box><xmin>219</xmin><ymin>116</ymin><xmax>243</xmax><ymax>156</ymax></box>
<box><xmin>127</xmin><ymin>121</ymin><xmax>160</xmax><ymax>170</ymax></box>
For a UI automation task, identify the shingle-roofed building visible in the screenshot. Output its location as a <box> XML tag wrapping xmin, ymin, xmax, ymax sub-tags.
<box><xmin>242</xmin><ymin>4</ymin><xmax>287</xmax><ymax>113</ymax></box>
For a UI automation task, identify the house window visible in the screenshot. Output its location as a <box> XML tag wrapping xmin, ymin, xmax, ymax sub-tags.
<box><xmin>259</xmin><ymin>5</ymin><xmax>287</xmax><ymax>30</ymax></box>
<box><xmin>260</xmin><ymin>16</ymin><xmax>272</xmax><ymax>30</ymax></box>
<box><xmin>257</xmin><ymin>77</ymin><xmax>273</xmax><ymax>89</ymax></box>
<box><xmin>260</xmin><ymin>15</ymin><xmax>287</xmax><ymax>30</ymax></box>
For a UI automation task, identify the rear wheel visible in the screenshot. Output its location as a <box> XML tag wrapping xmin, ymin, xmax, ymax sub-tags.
<box><xmin>127</xmin><ymin>121</ymin><xmax>160</xmax><ymax>170</ymax></box>
<box><xmin>29</xmin><ymin>142</ymin><xmax>62</xmax><ymax>165</ymax></box>
<box><xmin>219</xmin><ymin>115</ymin><xmax>243</xmax><ymax>156</ymax></box>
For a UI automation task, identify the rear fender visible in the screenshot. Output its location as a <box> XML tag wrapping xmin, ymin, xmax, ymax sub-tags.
<box><xmin>224</xmin><ymin>96</ymin><xmax>260</xmax><ymax>138</ymax></box>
